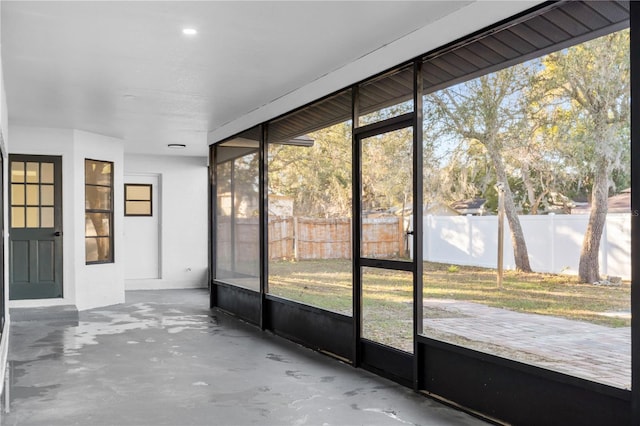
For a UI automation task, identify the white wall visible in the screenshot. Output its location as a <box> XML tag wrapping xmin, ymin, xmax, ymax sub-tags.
<box><xmin>124</xmin><ymin>154</ymin><xmax>208</xmax><ymax>290</ymax></box>
<box><xmin>124</xmin><ymin>174</ymin><xmax>160</xmax><ymax>280</ymax></box>
<box><xmin>73</xmin><ymin>130</ymin><xmax>125</xmax><ymax>310</ymax></box>
<box><xmin>0</xmin><ymin>0</ymin><xmax>11</xmax><ymax>394</ymax></box>
<box><xmin>8</xmin><ymin>126</ymin><xmax>127</xmax><ymax>310</ymax></box>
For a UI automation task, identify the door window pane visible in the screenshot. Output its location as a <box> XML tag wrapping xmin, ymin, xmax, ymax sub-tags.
<box><xmin>10</xmin><ymin>159</ymin><xmax>60</xmax><ymax>231</ymax></box>
<box><xmin>11</xmin><ymin>184</ymin><xmax>24</xmax><ymax>205</ymax></box>
<box><xmin>41</xmin><ymin>207</ymin><xmax>54</xmax><ymax>228</ymax></box>
<box><xmin>41</xmin><ymin>163</ymin><xmax>54</xmax><ymax>184</ymax></box>
<box><xmin>26</xmin><ymin>162</ymin><xmax>39</xmax><ymax>183</ymax></box>
<box><xmin>11</xmin><ymin>207</ymin><xmax>24</xmax><ymax>228</ymax></box>
<box><xmin>11</xmin><ymin>162</ymin><xmax>24</xmax><ymax>183</ymax></box>
<box><xmin>41</xmin><ymin>185</ymin><xmax>54</xmax><ymax>206</ymax></box>
<box><xmin>26</xmin><ymin>185</ymin><xmax>39</xmax><ymax>205</ymax></box>
<box><xmin>26</xmin><ymin>207</ymin><xmax>39</xmax><ymax>228</ymax></box>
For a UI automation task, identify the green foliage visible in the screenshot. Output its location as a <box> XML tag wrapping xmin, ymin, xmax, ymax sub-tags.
<box><xmin>269</xmin><ymin>121</ymin><xmax>352</xmax><ymax>217</ymax></box>
<box><xmin>266</xmin><ymin>29</ymin><xmax>630</xmax><ymax>257</ymax></box>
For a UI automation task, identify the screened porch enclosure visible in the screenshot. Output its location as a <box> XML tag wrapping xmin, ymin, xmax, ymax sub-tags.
<box><xmin>210</xmin><ymin>2</ymin><xmax>636</xmax><ymax>425</ymax></box>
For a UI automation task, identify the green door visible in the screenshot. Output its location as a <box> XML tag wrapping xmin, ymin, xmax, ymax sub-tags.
<box><xmin>9</xmin><ymin>155</ymin><xmax>63</xmax><ymax>299</ymax></box>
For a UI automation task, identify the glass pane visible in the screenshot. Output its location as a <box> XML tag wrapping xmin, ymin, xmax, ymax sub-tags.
<box><xmin>11</xmin><ymin>184</ymin><xmax>25</xmax><ymax>205</ymax></box>
<box><xmin>26</xmin><ymin>184</ymin><xmax>39</xmax><ymax>206</ymax></box>
<box><xmin>85</xmin><ymin>160</ymin><xmax>112</xmax><ymax>186</ymax></box>
<box><xmin>361</xmin><ymin>127</ymin><xmax>413</xmax><ymax>261</ymax></box>
<box><xmin>41</xmin><ymin>207</ymin><xmax>54</xmax><ymax>228</ymax></box>
<box><xmin>267</xmin><ymin>106</ymin><xmax>353</xmax><ymax>314</ymax></box>
<box><xmin>214</xmin><ymin>136</ymin><xmax>261</xmax><ymax>292</ymax></box>
<box><xmin>86</xmin><ymin>237</ymin><xmax>111</xmax><ymax>263</ymax></box>
<box><xmin>11</xmin><ymin>207</ymin><xmax>25</xmax><ymax>228</ymax></box>
<box><xmin>126</xmin><ymin>185</ymin><xmax>150</xmax><ymax>200</ymax></box>
<box><xmin>26</xmin><ymin>162</ymin><xmax>39</xmax><ymax>183</ymax></box>
<box><xmin>125</xmin><ymin>201</ymin><xmax>151</xmax><ymax>215</ymax></box>
<box><xmin>85</xmin><ymin>213</ymin><xmax>110</xmax><ymax>237</ymax></box>
<box><xmin>85</xmin><ymin>186</ymin><xmax>111</xmax><ymax>210</ymax></box>
<box><xmin>216</xmin><ymin>160</ymin><xmax>233</xmax><ymax>279</ymax></box>
<box><xmin>421</xmin><ymin>29</ymin><xmax>630</xmax><ymax>389</ymax></box>
<box><xmin>362</xmin><ymin>267</ymin><xmax>413</xmax><ymax>353</ymax></box>
<box><xmin>41</xmin><ymin>185</ymin><xmax>54</xmax><ymax>206</ymax></box>
<box><xmin>41</xmin><ymin>163</ymin><xmax>54</xmax><ymax>184</ymax></box>
<box><xmin>358</xmin><ymin>66</ymin><xmax>414</xmax><ymax>126</ymax></box>
<box><xmin>26</xmin><ymin>207</ymin><xmax>39</xmax><ymax>228</ymax></box>
<box><xmin>11</xmin><ymin>162</ymin><xmax>24</xmax><ymax>183</ymax></box>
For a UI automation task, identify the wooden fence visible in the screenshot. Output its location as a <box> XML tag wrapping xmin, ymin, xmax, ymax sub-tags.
<box><xmin>218</xmin><ymin>216</ymin><xmax>404</xmax><ymax>261</ymax></box>
<box><xmin>269</xmin><ymin>216</ymin><xmax>404</xmax><ymax>260</ymax></box>
<box><xmin>269</xmin><ymin>217</ymin><xmax>405</xmax><ymax>260</ymax></box>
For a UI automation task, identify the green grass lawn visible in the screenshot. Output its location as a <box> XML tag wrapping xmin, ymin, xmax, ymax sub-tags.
<box><xmin>268</xmin><ymin>258</ymin><xmax>630</xmax><ymax>328</ymax></box>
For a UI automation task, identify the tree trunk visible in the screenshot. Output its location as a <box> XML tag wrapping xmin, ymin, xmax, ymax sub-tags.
<box><xmin>521</xmin><ymin>165</ymin><xmax>537</xmax><ymax>214</ymax></box>
<box><xmin>578</xmin><ymin>158</ymin><xmax>609</xmax><ymax>283</ymax></box>
<box><xmin>489</xmin><ymin>150</ymin><xmax>532</xmax><ymax>272</ymax></box>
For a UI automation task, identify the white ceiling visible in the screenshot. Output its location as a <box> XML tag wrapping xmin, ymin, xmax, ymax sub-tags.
<box><xmin>1</xmin><ymin>1</ymin><xmax>541</xmax><ymax>157</ymax></box>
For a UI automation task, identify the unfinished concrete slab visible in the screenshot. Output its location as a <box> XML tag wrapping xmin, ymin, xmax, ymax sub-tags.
<box><xmin>2</xmin><ymin>289</ymin><xmax>487</xmax><ymax>426</ymax></box>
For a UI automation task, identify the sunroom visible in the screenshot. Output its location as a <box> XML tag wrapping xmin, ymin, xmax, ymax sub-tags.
<box><xmin>209</xmin><ymin>2</ymin><xmax>636</xmax><ymax>425</ymax></box>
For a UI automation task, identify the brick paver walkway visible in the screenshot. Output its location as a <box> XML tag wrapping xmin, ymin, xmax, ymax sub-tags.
<box><xmin>423</xmin><ymin>298</ymin><xmax>630</xmax><ymax>389</ymax></box>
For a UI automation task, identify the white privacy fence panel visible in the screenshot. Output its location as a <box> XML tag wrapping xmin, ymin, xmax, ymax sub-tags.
<box><xmin>421</xmin><ymin>213</ymin><xmax>630</xmax><ymax>280</ymax></box>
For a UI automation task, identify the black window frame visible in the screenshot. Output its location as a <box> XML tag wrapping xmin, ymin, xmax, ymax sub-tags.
<box><xmin>85</xmin><ymin>158</ymin><xmax>114</xmax><ymax>264</ymax></box>
<box><xmin>124</xmin><ymin>183</ymin><xmax>153</xmax><ymax>217</ymax></box>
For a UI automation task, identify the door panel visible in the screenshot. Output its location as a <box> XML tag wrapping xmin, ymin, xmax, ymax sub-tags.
<box><xmin>362</xmin><ymin>267</ymin><xmax>414</xmax><ymax>353</ymax></box>
<box><xmin>9</xmin><ymin>155</ymin><xmax>63</xmax><ymax>300</ymax></box>
<box><xmin>124</xmin><ymin>174</ymin><xmax>160</xmax><ymax>281</ymax></box>
<box><xmin>358</xmin><ymin>125</ymin><xmax>415</xmax><ymax>354</ymax></box>
<box><xmin>10</xmin><ymin>240</ymin><xmax>29</xmax><ymax>283</ymax></box>
<box><xmin>360</xmin><ymin>127</ymin><xmax>413</xmax><ymax>262</ymax></box>
<box><xmin>38</xmin><ymin>240</ymin><xmax>56</xmax><ymax>281</ymax></box>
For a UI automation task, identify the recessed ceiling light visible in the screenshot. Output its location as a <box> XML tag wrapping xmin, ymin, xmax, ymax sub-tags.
<box><xmin>182</xmin><ymin>28</ymin><xmax>197</xmax><ymax>36</ymax></box>
<box><xmin>168</xmin><ymin>143</ymin><xmax>187</xmax><ymax>149</ymax></box>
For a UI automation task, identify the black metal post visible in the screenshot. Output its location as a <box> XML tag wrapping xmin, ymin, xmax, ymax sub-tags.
<box><xmin>413</xmin><ymin>60</ymin><xmax>424</xmax><ymax>391</ymax></box>
<box><xmin>260</xmin><ymin>124</ymin><xmax>269</xmax><ymax>331</ymax></box>
<box><xmin>209</xmin><ymin>145</ymin><xmax>218</xmax><ymax>309</ymax></box>
<box><xmin>352</xmin><ymin>86</ymin><xmax>362</xmax><ymax>366</ymax></box>
<box><xmin>630</xmin><ymin>3</ymin><xmax>639</xmax><ymax>424</ymax></box>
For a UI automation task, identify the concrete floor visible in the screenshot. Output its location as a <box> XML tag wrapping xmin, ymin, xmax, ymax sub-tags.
<box><xmin>1</xmin><ymin>289</ymin><xmax>487</xmax><ymax>426</ymax></box>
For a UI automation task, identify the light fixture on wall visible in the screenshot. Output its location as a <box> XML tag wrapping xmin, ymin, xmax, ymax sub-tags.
<box><xmin>167</xmin><ymin>143</ymin><xmax>186</xmax><ymax>149</ymax></box>
<box><xmin>182</xmin><ymin>28</ymin><xmax>197</xmax><ymax>36</ymax></box>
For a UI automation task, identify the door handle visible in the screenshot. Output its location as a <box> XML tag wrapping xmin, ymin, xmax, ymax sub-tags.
<box><xmin>54</xmin><ymin>231</ymin><xmax>62</xmax><ymax>237</ymax></box>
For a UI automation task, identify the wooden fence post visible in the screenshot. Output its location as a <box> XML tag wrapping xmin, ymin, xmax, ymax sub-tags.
<box><xmin>293</xmin><ymin>216</ymin><xmax>298</xmax><ymax>260</ymax></box>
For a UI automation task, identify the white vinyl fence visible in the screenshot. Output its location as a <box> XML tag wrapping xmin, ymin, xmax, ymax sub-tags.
<box><xmin>419</xmin><ymin>213</ymin><xmax>631</xmax><ymax>280</ymax></box>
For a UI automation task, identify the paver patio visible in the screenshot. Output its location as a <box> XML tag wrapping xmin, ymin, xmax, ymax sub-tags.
<box><xmin>423</xmin><ymin>298</ymin><xmax>631</xmax><ymax>389</ymax></box>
